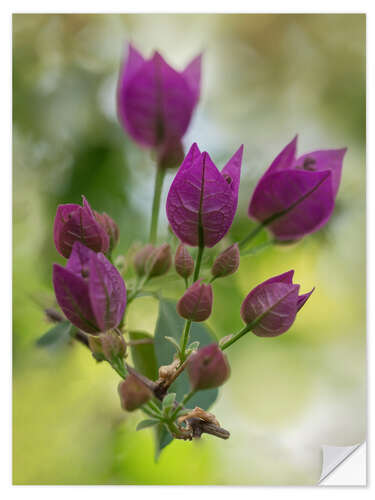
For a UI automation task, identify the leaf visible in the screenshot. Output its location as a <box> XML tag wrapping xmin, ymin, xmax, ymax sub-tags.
<box><xmin>128</xmin><ymin>330</ymin><xmax>158</xmax><ymax>380</ymax></box>
<box><xmin>162</xmin><ymin>392</ymin><xmax>176</xmax><ymax>411</ymax></box>
<box><xmin>136</xmin><ymin>419</ymin><xmax>160</xmax><ymax>431</ymax></box>
<box><xmin>153</xmin><ymin>298</ymin><xmax>219</xmax><ymax>456</ymax></box>
<box><xmin>36</xmin><ymin>321</ymin><xmax>75</xmax><ymax>352</ymax></box>
<box><xmin>154</xmin><ymin>423</ymin><xmax>173</xmax><ymax>462</ymax></box>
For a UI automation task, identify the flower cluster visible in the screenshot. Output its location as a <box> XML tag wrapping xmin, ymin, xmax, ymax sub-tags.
<box><xmin>45</xmin><ymin>43</ymin><xmax>346</xmax><ymax>452</ymax></box>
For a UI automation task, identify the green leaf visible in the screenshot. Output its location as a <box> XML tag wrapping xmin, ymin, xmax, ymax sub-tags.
<box><xmin>162</xmin><ymin>392</ymin><xmax>176</xmax><ymax>410</ymax></box>
<box><xmin>154</xmin><ymin>423</ymin><xmax>173</xmax><ymax>462</ymax></box>
<box><xmin>128</xmin><ymin>330</ymin><xmax>158</xmax><ymax>381</ymax></box>
<box><xmin>153</xmin><ymin>299</ymin><xmax>219</xmax><ymax>457</ymax></box>
<box><xmin>136</xmin><ymin>419</ymin><xmax>160</xmax><ymax>431</ymax></box>
<box><xmin>36</xmin><ymin>321</ymin><xmax>74</xmax><ymax>350</ymax></box>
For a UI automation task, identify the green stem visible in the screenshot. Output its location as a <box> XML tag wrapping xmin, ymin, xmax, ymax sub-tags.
<box><xmin>170</xmin><ymin>390</ymin><xmax>196</xmax><ymax>421</ymax></box>
<box><xmin>220</xmin><ymin>321</ymin><xmax>258</xmax><ymax>351</ymax></box>
<box><xmin>110</xmin><ymin>358</ymin><xmax>128</xmax><ymax>379</ymax></box>
<box><xmin>193</xmin><ymin>244</ymin><xmax>204</xmax><ymax>282</ymax></box>
<box><xmin>149</xmin><ymin>166</ymin><xmax>166</xmax><ymax>244</ymax></box>
<box><xmin>142</xmin><ymin>404</ymin><xmax>161</xmax><ymax>420</ymax></box>
<box><xmin>180</xmin><ymin>320</ymin><xmax>192</xmax><ymax>362</ymax></box>
<box><xmin>238</xmin><ymin>222</ymin><xmax>265</xmax><ymax>250</ymax></box>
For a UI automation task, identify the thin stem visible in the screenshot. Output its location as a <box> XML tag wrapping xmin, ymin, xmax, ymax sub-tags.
<box><xmin>184</xmin><ymin>277</ymin><xmax>189</xmax><ymax>290</ymax></box>
<box><xmin>170</xmin><ymin>390</ymin><xmax>196</xmax><ymax>421</ymax></box>
<box><xmin>179</xmin><ymin>320</ymin><xmax>192</xmax><ymax>362</ymax></box>
<box><xmin>238</xmin><ymin>222</ymin><xmax>265</xmax><ymax>249</ymax></box>
<box><xmin>149</xmin><ymin>166</ymin><xmax>166</xmax><ymax>244</ymax></box>
<box><xmin>193</xmin><ymin>244</ymin><xmax>204</xmax><ymax>282</ymax></box>
<box><xmin>220</xmin><ymin>322</ymin><xmax>256</xmax><ymax>351</ymax></box>
<box><xmin>142</xmin><ymin>404</ymin><xmax>161</xmax><ymax>420</ymax></box>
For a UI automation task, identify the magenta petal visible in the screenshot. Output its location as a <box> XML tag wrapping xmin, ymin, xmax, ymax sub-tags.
<box><xmin>293</xmin><ymin>148</ymin><xmax>346</xmax><ymax>197</ymax></box>
<box><xmin>65</xmin><ymin>241</ymin><xmax>94</xmax><ymax>276</ymax></box>
<box><xmin>249</xmin><ymin>169</ymin><xmax>335</xmax><ymax>240</ymax></box>
<box><xmin>88</xmin><ymin>253</ymin><xmax>127</xmax><ymax>332</ymax></box>
<box><xmin>52</xmin><ymin>264</ymin><xmax>99</xmax><ymax>334</ymax></box>
<box><xmin>119</xmin><ymin>50</ymin><xmax>196</xmax><ymax>149</ymax></box>
<box><xmin>264</xmin><ymin>135</ymin><xmax>297</xmax><ymax>178</ymax></box>
<box><xmin>53</xmin><ymin>204</ymin><xmax>80</xmax><ymax>257</ymax></box>
<box><xmin>182</xmin><ymin>53</ymin><xmax>202</xmax><ymax>103</ymax></box>
<box><xmin>241</xmin><ymin>282</ymin><xmax>300</xmax><ymax>337</ymax></box>
<box><xmin>297</xmin><ymin>287</ymin><xmax>314</xmax><ymax>311</ymax></box>
<box><xmin>167</xmin><ymin>145</ymin><xmax>242</xmax><ymax>247</ymax></box>
<box><xmin>221</xmin><ymin>144</ymin><xmax>243</xmax><ymax>199</ymax></box>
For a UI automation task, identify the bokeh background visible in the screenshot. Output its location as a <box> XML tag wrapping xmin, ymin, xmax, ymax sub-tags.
<box><xmin>13</xmin><ymin>14</ymin><xmax>366</xmax><ymax>485</ymax></box>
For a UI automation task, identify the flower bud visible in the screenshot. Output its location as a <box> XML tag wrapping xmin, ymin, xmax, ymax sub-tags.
<box><xmin>146</xmin><ymin>243</ymin><xmax>172</xmax><ymax>278</ymax></box>
<box><xmin>174</xmin><ymin>243</ymin><xmax>194</xmax><ymax>279</ymax></box>
<box><xmin>211</xmin><ymin>243</ymin><xmax>240</xmax><ymax>279</ymax></box>
<box><xmin>177</xmin><ymin>279</ymin><xmax>213</xmax><ymax>322</ymax></box>
<box><xmin>133</xmin><ymin>244</ymin><xmax>155</xmax><ymax>277</ymax></box>
<box><xmin>118</xmin><ymin>374</ymin><xmax>152</xmax><ymax>412</ymax></box>
<box><xmin>88</xmin><ymin>331</ymin><xmax>126</xmax><ymax>362</ymax></box>
<box><xmin>95</xmin><ymin>211</ymin><xmax>119</xmax><ymax>253</ymax></box>
<box><xmin>187</xmin><ymin>344</ymin><xmax>230</xmax><ymax>390</ymax></box>
<box><xmin>53</xmin><ymin>196</ymin><xmax>109</xmax><ymax>258</ymax></box>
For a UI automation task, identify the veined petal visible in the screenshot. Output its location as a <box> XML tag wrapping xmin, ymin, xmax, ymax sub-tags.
<box><xmin>221</xmin><ymin>144</ymin><xmax>243</xmax><ymax>200</ymax></box>
<box><xmin>297</xmin><ymin>287</ymin><xmax>315</xmax><ymax>311</ymax></box>
<box><xmin>249</xmin><ymin>169</ymin><xmax>335</xmax><ymax>240</ymax></box>
<box><xmin>53</xmin><ymin>264</ymin><xmax>99</xmax><ymax>334</ymax></box>
<box><xmin>65</xmin><ymin>241</ymin><xmax>93</xmax><ymax>276</ymax></box>
<box><xmin>182</xmin><ymin>53</ymin><xmax>202</xmax><ymax>104</ymax></box>
<box><xmin>262</xmin><ymin>135</ymin><xmax>297</xmax><ymax>179</ymax></box>
<box><xmin>241</xmin><ymin>282</ymin><xmax>300</xmax><ymax>337</ymax></box>
<box><xmin>167</xmin><ymin>148</ymin><xmax>239</xmax><ymax>247</ymax></box>
<box><xmin>293</xmin><ymin>148</ymin><xmax>346</xmax><ymax>197</ymax></box>
<box><xmin>88</xmin><ymin>253</ymin><xmax>127</xmax><ymax>332</ymax></box>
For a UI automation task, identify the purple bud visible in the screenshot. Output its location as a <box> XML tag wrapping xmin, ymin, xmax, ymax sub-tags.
<box><xmin>133</xmin><ymin>244</ymin><xmax>155</xmax><ymax>277</ymax></box>
<box><xmin>53</xmin><ymin>242</ymin><xmax>127</xmax><ymax>334</ymax></box>
<box><xmin>146</xmin><ymin>243</ymin><xmax>172</xmax><ymax>278</ymax></box>
<box><xmin>94</xmin><ymin>211</ymin><xmax>119</xmax><ymax>253</ymax></box>
<box><xmin>167</xmin><ymin>143</ymin><xmax>243</xmax><ymax>247</ymax></box>
<box><xmin>177</xmin><ymin>279</ymin><xmax>213</xmax><ymax>322</ymax></box>
<box><xmin>211</xmin><ymin>243</ymin><xmax>240</xmax><ymax>279</ymax></box>
<box><xmin>118</xmin><ymin>374</ymin><xmax>152</xmax><ymax>412</ymax></box>
<box><xmin>249</xmin><ymin>136</ymin><xmax>347</xmax><ymax>240</ymax></box>
<box><xmin>175</xmin><ymin>243</ymin><xmax>194</xmax><ymax>279</ymax></box>
<box><xmin>240</xmin><ymin>270</ymin><xmax>314</xmax><ymax>337</ymax></box>
<box><xmin>117</xmin><ymin>44</ymin><xmax>201</xmax><ymax>168</ymax></box>
<box><xmin>53</xmin><ymin>196</ymin><xmax>110</xmax><ymax>258</ymax></box>
<box><xmin>188</xmin><ymin>344</ymin><xmax>230</xmax><ymax>390</ymax></box>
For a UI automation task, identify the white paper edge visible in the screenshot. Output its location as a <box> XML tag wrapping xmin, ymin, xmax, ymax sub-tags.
<box><xmin>319</xmin><ymin>442</ymin><xmax>366</xmax><ymax>485</ymax></box>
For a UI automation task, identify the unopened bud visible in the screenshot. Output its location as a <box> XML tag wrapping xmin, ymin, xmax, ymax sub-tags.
<box><xmin>118</xmin><ymin>374</ymin><xmax>153</xmax><ymax>412</ymax></box>
<box><xmin>177</xmin><ymin>279</ymin><xmax>213</xmax><ymax>322</ymax></box>
<box><xmin>88</xmin><ymin>331</ymin><xmax>126</xmax><ymax>362</ymax></box>
<box><xmin>133</xmin><ymin>244</ymin><xmax>155</xmax><ymax>277</ymax></box>
<box><xmin>174</xmin><ymin>243</ymin><xmax>194</xmax><ymax>279</ymax></box>
<box><xmin>187</xmin><ymin>344</ymin><xmax>230</xmax><ymax>390</ymax></box>
<box><xmin>146</xmin><ymin>243</ymin><xmax>172</xmax><ymax>278</ymax></box>
<box><xmin>95</xmin><ymin>211</ymin><xmax>119</xmax><ymax>253</ymax></box>
<box><xmin>211</xmin><ymin>243</ymin><xmax>240</xmax><ymax>279</ymax></box>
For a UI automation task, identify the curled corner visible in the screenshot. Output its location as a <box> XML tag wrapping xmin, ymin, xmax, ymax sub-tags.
<box><xmin>319</xmin><ymin>443</ymin><xmax>365</xmax><ymax>484</ymax></box>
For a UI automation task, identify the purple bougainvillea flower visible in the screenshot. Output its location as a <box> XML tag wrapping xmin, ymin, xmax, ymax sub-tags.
<box><xmin>117</xmin><ymin>44</ymin><xmax>201</xmax><ymax>168</ymax></box>
<box><xmin>54</xmin><ymin>196</ymin><xmax>110</xmax><ymax>258</ymax></box>
<box><xmin>53</xmin><ymin>242</ymin><xmax>127</xmax><ymax>334</ymax></box>
<box><xmin>249</xmin><ymin>136</ymin><xmax>347</xmax><ymax>240</ymax></box>
<box><xmin>166</xmin><ymin>143</ymin><xmax>243</xmax><ymax>247</ymax></box>
<box><xmin>240</xmin><ymin>270</ymin><xmax>314</xmax><ymax>337</ymax></box>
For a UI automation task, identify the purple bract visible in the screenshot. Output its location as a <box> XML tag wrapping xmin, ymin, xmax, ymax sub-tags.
<box><xmin>166</xmin><ymin>143</ymin><xmax>243</xmax><ymax>247</ymax></box>
<box><xmin>249</xmin><ymin>136</ymin><xmax>347</xmax><ymax>240</ymax></box>
<box><xmin>240</xmin><ymin>270</ymin><xmax>314</xmax><ymax>337</ymax></box>
<box><xmin>188</xmin><ymin>344</ymin><xmax>230</xmax><ymax>390</ymax></box>
<box><xmin>53</xmin><ymin>196</ymin><xmax>111</xmax><ymax>258</ymax></box>
<box><xmin>117</xmin><ymin>44</ymin><xmax>201</xmax><ymax>168</ymax></box>
<box><xmin>53</xmin><ymin>242</ymin><xmax>127</xmax><ymax>334</ymax></box>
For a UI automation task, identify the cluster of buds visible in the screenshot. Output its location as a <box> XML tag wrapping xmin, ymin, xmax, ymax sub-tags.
<box><xmin>46</xmin><ymin>43</ymin><xmax>346</xmax><ymax>454</ymax></box>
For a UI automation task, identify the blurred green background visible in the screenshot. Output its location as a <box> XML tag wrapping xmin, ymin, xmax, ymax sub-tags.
<box><xmin>13</xmin><ymin>14</ymin><xmax>366</xmax><ymax>485</ymax></box>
